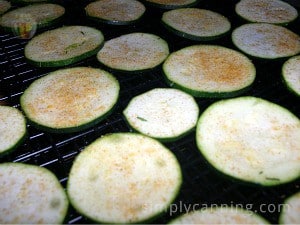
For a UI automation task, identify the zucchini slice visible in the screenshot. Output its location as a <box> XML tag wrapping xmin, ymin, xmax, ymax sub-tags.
<box><xmin>0</xmin><ymin>162</ymin><xmax>68</xmax><ymax>224</ymax></box>
<box><xmin>279</xmin><ymin>192</ymin><xmax>300</xmax><ymax>224</ymax></box>
<box><xmin>196</xmin><ymin>96</ymin><xmax>300</xmax><ymax>186</ymax></box>
<box><xmin>282</xmin><ymin>55</ymin><xmax>300</xmax><ymax>97</ymax></box>
<box><xmin>0</xmin><ymin>0</ymin><xmax>11</xmax><ymax>15</ymax></box>
<box><xmin>144</xmin><ymin>0</ymin><xmax>198</xmax><ymax>9</ymax></box>
<box><xmin>85</xmin><ymin>0</ymin><xmax>146</xmax><ymax>25</ymax></box>
<box><xmin>67</xmin><ymin>133</ymin><xmax>182</xmax><ymax>223</ymax></box>
<box><xmin>97</xmin><ymin>32</ymin><xmax>169</xmax><ymax>72</ymax></box>
<box><xmin>169</xmin><ymin>206</ymin><xmax>270</xmax><ymax>224</ymax></box>
<box><xmin>162</xmin><ymin>8</ymin><xmax>231</xmax><ymax>41</ymax></box>
<box><xmin>162</xmin><ymin>45</ymin><xmax>256</xmax><ymax>98</ymax></box>
<box><xmin>123</xmin><ymin>88</ymin><xmax>199</xmax><ymax>141</ymax></box>
<box><xmin>20</xmin><ymin>67</ymin><xmax>120</xmax><ymax>133</ymax></box>
<box><xmin>0</xmin><ymin>3</ymin><xmax>65</xmax><ymax>32</ymax></box>
<box><xmin>0</xmin><ymin>106</ymin><xmax>27</xmax><ymax>156</ymax></box>
<box><xmin>24</xmin><ymin>25</ymin><xmax>104</xmax><ymax>67</ymax></box>
<box><xmin>232</xmin><ymin>23</ymin><xmax>300</xmax><ymax>60</ymax></box>
<box><xmin>235</xmin><ymin>0</ymin><xmax>298</xmax><ymax>25</ymax></box>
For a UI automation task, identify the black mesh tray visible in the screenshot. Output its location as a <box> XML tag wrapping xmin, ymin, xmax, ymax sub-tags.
<box><xmin>0</xmin><ymin>0</ymin><xmax>299</xmax><ymax>223</ymax></box>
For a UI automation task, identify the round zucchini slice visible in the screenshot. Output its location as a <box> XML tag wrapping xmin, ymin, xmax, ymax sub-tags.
<box><xmin>85</xmin><ymin>0</ymin><xmax>146</xmax><ymax>25</ymax></box>
<box><xmin>97</xmin><ymin>32</ymin><xmax>169</xmax><ymax>72</ymax></box>
<box><xmin>162</xmin><ymin>45</ymin><xmax>256</xmax><ymax>98</ymax></box>
<box><xmin>232</xmin><ymin>23</ymin><xmax>300</xmax><ymax>60</ymax></box>
<box><xmin>279</xmin><ymin>192</ymin><xmax>300</xmax><ymax>224</ymax></box>
<box><xmin>20</xmin><ymin>67</ymin><xmax>120</xmax><ymax>133</ymax></box>
<box><xmin>235</xmin><ymin>0</ymin><xmax>298</xmax><ymax>25</ymax></box>
<box><xmin>0</xmin><ymin>162</ymin><xmax>68</xmax><ymax>224</ymax></box>
<box><xmin>169</xmin><ymin>206</ymin><xmax>270</xmax><ymax>224</ymax></box>
<box><xmin>196</xmin><ymin>96</ymin><xmax>300</xmax><ymax>186</ymax></box>
<box><xmin>0</xmin><ymin>106</ymin><xmax>27</xmax><ymax>156</ymax></box>
<box><xmin>0</xmin><ymin>0</ymin><xmax>11</xmax><ymax>15</ymax></box>
<box><xmin>24</xmin><ymin>25</ymin><xmax>104</xmax><ymax>67</ymax></box>
<box><xmin>67</xmin><ymin>133</ymin><xmax>182</xmax><ymax>223</ymax></box>
<box><xmin>123</xmin><ymin>88</ymin><xmax>199</xmax><ymax>142</ymax></box>
<box><xmin>0</xmin><ymin>3</ymin><xmax>65</xmax><ymax>32</ymax></box>
<box><xmin>162</xmin><ymin>8</ymin><xmax>231</xmax><ymax>41</ymax></box>
<box><xmin>144</xmin><ymin>0</ymin><xmax>198</xmax><ymax>9</ymax></box>
<box><xmin>282</xmin><ymin>55</ymin><xmax>300</xmax><ymax>97</ymax></box>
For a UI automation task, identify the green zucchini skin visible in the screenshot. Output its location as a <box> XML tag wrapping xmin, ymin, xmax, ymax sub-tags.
<box><xmin>142</xmin><ymin>0</ymin><xmax>199</xmax><ymax>9</ymax></box>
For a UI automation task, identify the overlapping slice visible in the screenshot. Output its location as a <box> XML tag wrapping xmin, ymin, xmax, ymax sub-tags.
<box><xmin>97</xmin><ymin>32</ymin><xmax>169</xmax><ymax>72</ymax></box>
<box><xmin>162</xmin><ymin>8</ymin><xmax>231</xmax><ymax>41</ymax></box>
<box><xmin>163</xmin><ymin>45</ymin><xmax>255</xmax><ymax>98</ymax></box>
<box><xmin>0</xmin><ymin>162</ymin><xmax>69</xmax><ymax>224</ymax></box>
<box><xmin>282</xmin><ymin>55</ymin><xmax>300</xmax><ymax>97</ymax></box>
<box><xmin>25</xmin><ymin>26</ymin><xmax>104</xmax><ymax>67</ymax></box>
<box><xmin>0</xmin><ymin>0</ymin><xmax>11</xmax><ymax>15</ymax></box>
<box><xmin>196</xmin><ymin>96</ymin><xmax>300</xmax><ymax>186</ymax></box>
<box><xmin>20</xmin><ymin>67</ymin><xmax>120</xmax><ymax>133</ymax></box>
<box><xmin>144</xmin><ymin>0</ymin><xmax>198</xmax><ymax>9</ymax></box>
<box><xmin>85</xmin><ymin>0</ymin><xmax>146</xmax><ymax>25</ymax></box>
<box><xmin>232</xmin><ymin>23</ymin><xmax>300</xmax><ymax>59</ymax></box>
<box><xmin>67</xmin><ymin>133</ymin><xmax>182</xmax><ymax>223</ymax></box>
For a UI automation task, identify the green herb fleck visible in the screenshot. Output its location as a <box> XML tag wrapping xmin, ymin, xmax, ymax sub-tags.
<box><xmin>137</xmin><ymin>116</ymin><xmax>147</xmax><ymax>122</ymax></box>
<box><xmin>265</xmin><ymin>177</ymin><xmax>280</xmax><ymax>181</ymax></box>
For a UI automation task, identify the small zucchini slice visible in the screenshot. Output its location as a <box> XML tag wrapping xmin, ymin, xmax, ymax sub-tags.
<box><xmin>235</xmin><ymin>0</ymin><xmax>298</xmax><ymax>25</ymax></box>
<box><xmin>0</xmin><ymin>162</ymin><xmax>69</xmax><ymax>224</ymax></box>
<box><xmin>162</xmin><ymin>8</ymin><xmax>231</xmax><ymax>41</ymax></box>
<box><xmin>97</xmin><ymin>32</ymin><xmax>169</xmax><ymax>72</ymax></box>
<box><xmin>169</xmin><ymin>206</ymin><xmax>270</xmax><ymax>224</ymax></box>
<box><xmin>232</xmin><ymin>23</ymin><xmax>300</xmax><ymax>59</ymax></box>
<box><xmin>20</xmin><ymin>67</ymin><xmax>120</xmax><ymax>133</ymax></box>
<box><xmin>123</xmin><ymin>88</ymin><xmax>199</xmax><ymax>142</ymax></box>
<box><xmin>279</xmin><ymin>192</ymin><xmax>300</xmax><ymax>224</ymax></box>
<box><xmin>163</xmin><ymin>45</ymin><xmax>256</xmax><ymax>98</ymax></box>
<box><xmin>0</xmin><ymin>0</ymin><xmax>11</xmax><ymax>15</ymax></box>
<box><xmin>144</xmin><ymin>0</ymin><xmax>198</xmax><ymax>9</ymax></box>
<box><xmin>24</xmin><ymin>25</ymin><xmax>104</xmax><ymax>67</ymax></box>
<box><xmin>282</xmin><ymin>55</ymin><xmax>300</xmax><ymax>97</ymax></box>
<box><xmin>67</xmin><ymin>133</ymin><xmax>182</xmax><ymax>223</ymax></box>
<box><xmin>0</xmin><ymin>106</ymin><xmax>27</xmax><ymax>156</ymax></box>
<box><xmin>85</xmin><ymin>0</ymin><xmax>146</xmax><ymax>25</ymax></box>
<box><xmin>196</xmin><ymin>96</ymin><xmax>300</xmax><ymax>186</ymax></box>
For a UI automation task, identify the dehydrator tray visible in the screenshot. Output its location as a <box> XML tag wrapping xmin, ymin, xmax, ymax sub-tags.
<box><xmin>0</xmin><ymin>0</ymin><xmax>299</xmax><ymax>223</ymax></box>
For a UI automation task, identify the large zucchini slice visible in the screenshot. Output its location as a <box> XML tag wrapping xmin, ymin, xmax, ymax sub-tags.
<box><xmin>0</xmin><ymin>3</ymin><xmax>65</xmax><ymax>33</ymax></box>
<box><xmin>169</xmin><ymin>206</ymin><xmax>270</xmax><ymax>224</ymax></box>
<box><xmin>144</xmin><ymin>0</ymin><xmax>198</xmax><ymax>9</ymax></box>
<box><xmin>67</xmin><ymin>133</ymin><xmax>182</xmax><ymax>223</ymax></box>
<box><xmin>0</xmin><ymin>0</ymin><xmax>11</xmax><ymax>15</ymax></box>
<box><xmin>20</xmin><ymin>67</ymin><xmax>120</xmax><ymax>133</ymax></box>
<box><xmin>235</xmin><ymin>0</ymin><xmax>298</xmax><ymax>25</ymax></box>
<box><xmin>196</xmin><ymin>96</ymin><xmax>300</xmax><ymax>186</ymax></box>
<box><xmin>232</xmin><ymin>23</ymin><xmax>300</xmax><ymax>59</ymax></box>
<box><xmin>97</xmin><ymin>32</ymin><xmax>169</xmax><ymax>72</ymax></box>
<box><xmin>282</xmin><ymin>55</ymin><xmax>300</xmax><ymax>97</ymax></box>
<box><xmin>24</xmin><ymin>25</ymin><xmax>104</xmax><ymax>67</ymax></box>
<box><xmin>0</xmin><ymin>106</ymin><xmax>27</xmax><ymax>156</ymax></box>
<box><xmin>162</xmin><ymin>8</ymin><xmax>231</xmax><ymax>41</ymax></box>
<box><xmin>162</xmin><ymin>45</ymin><xmax>256</xmax><ymax>98</ymax></box>
<box><xmin>279</xmin><ymin>192</ymin><xmax>300</xmax><ymax>224</ymax></box>
<box><xmin>85</xmin><ymin>0</ymin><xmax>146</xmax><ymax>25</ymax></box>
<box><xmin>0</xmin><ymin>162</ymin><xmax>69</xmax><ymax>224</ymax></box>
<box><xmin>123</xmin><ymin>88</ymin><xmax>199</xmax><ymax>142</ymax></box>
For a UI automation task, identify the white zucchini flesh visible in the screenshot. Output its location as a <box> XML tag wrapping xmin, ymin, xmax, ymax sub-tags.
<box><xmin>162</xmin><ymin>8</ymin><xmax>231</xmax><ymax>40</ymax></box>
<box><xmin>169</xmin><ymin>207</ymin><xmax>270</xmax><ymax>224</ymax></box>
<box><xmin>97</xmin><ymin>32</ymin><xmax>169</xmax><ymax>72</ymax></box>
<box><xmin>20</xmin><ymin>67</ymin><xmax>120</xmax><ymax>133</ymax></box>
<box><xmin>85</xmin><ymin>0</ymin><xmax>145</xmax><ymax>24</ymax></box>
<box><xmin>0</xmin><ymin>3</ymin><xmax>65</xmax><ymax>29</ymax></box>
<box><xmin>282</xmin><ymin>55</ymin><xmax>300</xmax><ymax>97</ymax></box>
<box><xmin>0</xmin><ymin>163</ymin><xmax>68</xmax><ymax>224</ymax></box>
<box><xmin>67</xmin><ymin>133</ymin><xmax>182</xmax><ymax>223</ymax></box>
<box><xmin>232</xmin><ymin>23</ymin><xmax>300</xmax><ymax>59</ymax></box>
<box><xmin>24</xmin><ymin>26</ymin><xmax>104</xmax><ymax>67</ymax></box>
<box><xmin>0</xmin><ymin>106</ymin><xmax>26</xmax><ymax>155</ymax></box>
<box><xmin>235</xmin><ymin>0</ymin><xmax>298</xmax><ymax>25</ymax></box>
<box><xmin>279</xmin><ymin>192</ymin><xmax>300</xmax><ymax>224</ymax></box>
<box><xmin>145</xmin><ymin>0</ymin><xmax>197</xmax><ymax>9</ymax></box>
<box><xmin>0</xmin><ymin>0</ymin><xmax>11</xmax><ymax>15</ymax></box>
<box><xmin>123</xmin><ymin>88</ymin><xmax>199</xmax><ymax>141</ymax></box>
<box><xmin>163</xmin><ymin>45</ymin><xmax>256</xmax><ymax>97</ymax></box>
<box><xmin>196</xmin><ymin>96</ymin><xmax>300</xmax><ymax>186</ymax></box>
